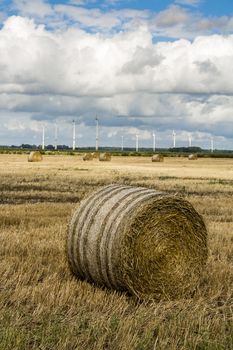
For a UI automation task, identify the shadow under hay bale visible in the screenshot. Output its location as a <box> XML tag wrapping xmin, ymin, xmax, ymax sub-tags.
<box><xmin>99</xmin><ymin>153</ymin><xmax>111</xmax><ymax>161</ymax></box>
<box><xmin>83</xmin><ymin>153</ymin><xmax>93</xmax><ymax>161</ymax></box>
<box><xmin>152</xmin><ymin>154</ymin><xmax>164</xmax><ymax>162</ymax></box>
<box><xmin>67</xmin><ymin>185</ymin><xmax>208</xmax><ymax>301</ymax></box>
<box><xmin>188</xmin><ymin>154</ymin><xmax>198</xmax><ymax>160</ymax></box>
<box><xmin>28</xmin><ymin>151</ymin><xmax>43</xmax><ymax>162</ymax></box>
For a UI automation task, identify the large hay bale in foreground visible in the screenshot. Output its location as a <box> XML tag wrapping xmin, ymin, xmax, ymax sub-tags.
<box><xmin>99</xmin><ymin>153</ymin><xmax>111</xmax><ymax>161</ymax></box>
<box><xmin>152</xmin><ymin>154</ymin><xmax>164</xmax><ymax>162</ymax></box>
<box><xmin>188</xmin><ymin>154</ymin><xmax>198</xmax><ymax>160</ymax></box>
<box><xmin>28</xmin><ymin>151</ymin><xmax>43</xmax><ymax>162</ymax></box>
<box><xmin>67</xmin><ymin>185</ymin><xmax>208</xmax><ymax>301</ymax></box>
<box><xmin>83</xmin><ymin>153</ymin><xmax>93</xmax><ymax>161</ymax></box>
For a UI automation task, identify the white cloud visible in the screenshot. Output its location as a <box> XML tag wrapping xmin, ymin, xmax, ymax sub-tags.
<box><xmin>0</xmin><ymin>11</ymin><xmax>6</xmax><ymax>21</ymax></box>
<box><xmin>12</xmin><ymin>0</ymin><xmax>53</xmax><ymax>18</ymax></box>
<box><xmin>1</xmin><ymin>16</ymin><xmax>233</xmax><ymax>98</ymax></box>
<box><xmin>175</xmin><ymin>0</ymin><xmax>201</xmax><ymax>7</ymax></box>
<box><xmin>147</xmin><ymin>5</ymin><xmax>233</xmax><ymax>40</ymax></box>
<box><xmin>155</xmin><ymin>5</ymin><xmax>189</xmax><ymax>28</ymax></box>
<box><xmin>54</xmin><ymin>5</ymin><xmax>120</xmax><ymax>30</ymax></box>
<box><xmin>0</xmin><ymin>16</ymin><xmax>233</xmax><ymax>147</ymax></box>
<box><xmin>68</xmin><ymin>0</ymin><xmax>89</xmax><ymax>5</ymax></box>
<box><xmin>127</xmin><ymin>127</ymin><xmax>151</xmax><ymax>140</ymax></box>
<box><xmin>6</xmin><ymin>0</ymin><xmax>233</xmax><ymax>40</ymax></box>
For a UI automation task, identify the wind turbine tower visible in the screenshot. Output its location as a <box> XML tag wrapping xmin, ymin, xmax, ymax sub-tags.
<box><xmin>42</xmin><ymin>125</ymin><xmax>45</xmax><ymax>150</ymax></box>
<box><xmin>54</xmin><ymin>123</ymin><xmax>58</xmax><ymax>150</ymax></box>
<box><xmin>152</xmin><ymin>132</ymin><xmax>156</xmax><ymax>152</ymax></box>
<box><xmin>121</xmin><ymin>135</ymin><xmax>124</xmax><ymax>151</ymax></box>
<box><xmin>72</xmin><ymin>120</ymin><xmax>76</xmax><ymax>151</ymax></box>
<box><xmin>172</xmin><ymin>130</ymin><xmax>176</xmax><ymax>148</ymax></box>
<box><xmin>136</xmin><ymin>134</ymin><xmax>139</xmax><ymax>152</ymax></box>
<box><xmin>95</xmin><ymin>116</ymin><xmax>99</xmax><ymax>151</ymax></box>
<box><xmin>211</xmin><ymin>136</ymin><xmax>214</xmax><ymax>153</ymax></box>
<box><xmin>188</xmin><ymin>134</ymin><xmax>192</xmax><ymax>147</ymax></box>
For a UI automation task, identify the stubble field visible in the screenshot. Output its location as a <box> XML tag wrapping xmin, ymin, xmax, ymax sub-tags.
<box><xmin>0</xmin><ymin>154</ymin><xmax>232</xmax><ymax>350</ymax></box>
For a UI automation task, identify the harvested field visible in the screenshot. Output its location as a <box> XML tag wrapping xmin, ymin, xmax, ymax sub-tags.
<box><xmin>0</xmin><ymin>154</ymin><xmax>232</xmax><ymax>350</ymax></box>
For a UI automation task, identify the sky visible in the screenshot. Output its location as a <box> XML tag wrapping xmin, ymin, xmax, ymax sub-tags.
<box><xmin>0</xmin><ymin>0</ymin><xmax>233</xmax><ymax>149</ymax></box>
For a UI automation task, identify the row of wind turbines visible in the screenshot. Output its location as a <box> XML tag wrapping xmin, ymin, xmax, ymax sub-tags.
<box><xmin>41</xmin><ymin>119</ymin><xmax>215</xmax><ymax>152</ymax></box>
<box><xmin>123</xmin><ymin>130</ymin><xmax>214</xmax><ymax>152</ymax></box>
<box><xmin>41</xmin><ymin>118</ymin><xmax>100</xmax><ymax>151</ymax></box>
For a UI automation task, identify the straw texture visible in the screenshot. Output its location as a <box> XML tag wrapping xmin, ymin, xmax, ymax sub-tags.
<box><xmin>91</xmin><ymin>152</ymin><xmax>99</xmax><ymax>159</ymax></box>
<box><xmin>83</xmin><ymin>153</ymin><xmax>93</xmax><ymax>161</ymax></box>
<box><xmin>99</xmin><ymin>153</ymin><xmax>111</xmax><ymax>161</ymax></box>
<box><xmin>67</xmin><ymin>184</ymin><xmax>208</xmax><ymax>300</ymax></box>
<box><xmin>28</xmin><ymin>151</ymin><xmax>43</xmax><ymax>162</ymax></box>
<box><xmin>189</xmin><ymin>154</ymin><xmax>198</xmax><ymax>160</ymax></box>
<box><xmin>152</xmin><ymin>154</ymin><xmax>164</xmax><ymax>162</ymax></box>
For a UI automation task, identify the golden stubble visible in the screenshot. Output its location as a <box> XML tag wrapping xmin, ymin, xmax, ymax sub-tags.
<box><xmin>0</xmin><ymin>154</ymin><xmax>232</xmax><ymax>350</ymax></box>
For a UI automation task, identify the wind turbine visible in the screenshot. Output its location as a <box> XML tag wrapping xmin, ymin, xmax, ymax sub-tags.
<box><xmin>136</xmin><ymin>134</ymin><xmax>139</xmax><ymax>152</ymax></box>
<box><xmin>42</xmin><ymin>125</ymin><xmax>45</xmax><ymax>150</ymax></box>
<box><xmin>72</xmin><ymin>120</ymin><xmax>76</xmax><ymax>151</ymax></box>
<box><xmin>54</xmin><ymin>123</ymin><xmax>58</xmax><ymax>150</ymax></box>
<box><xmin>152</xmin><ymin>132</ymin><xmax>156</xmax><ymax>152</ymax></box>
<box><xmin>95</xmin><ymin>116</ymin><xmax>99</xmax><ymax>151</ymax></box>
<box><xmin>121</xmin><ymin>135</ymin><xmax>124</xmax><ymax>151</ymax></box>
<box><xmin>211</xmin><ymin>136</ymin><xmax>214</xmax><ymax>153</ymax></box>
<box><xmin>188</xmin><ymin>133</ymin><xmax>192</xmax><ymax>147</ymax></box>
<box><xmin>172</xmin><ymin>130</ymin><xmax>176</xmax><ymax>148</ymax></box>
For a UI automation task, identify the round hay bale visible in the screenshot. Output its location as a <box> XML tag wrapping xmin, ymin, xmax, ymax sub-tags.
<box><xmin>83</xmin><ymin>153</ymin><xmax>93</xmax><ymax>161</ymax></box>
<box><xmin>188</xmin><ymin>154</ymin><xmax>198</xmax><ymax>160</ymax></box>
<box><xmin>28</xmin><ymin>151</ymin><xmax>43</xmax><ymax>162</ymax></box>
<box><xmin>99</xmin><ymin>153</ymin><xmax>111</xmax><ymax>161</ymax></box>
<box><xmin>67</xmin><ymin>185</ymin><xmax>208</xmax><ymax>301</ymax></box>
<box><xmin>152</xmin><ymin>154</ymin><xmax>164</xmax><ymax>162</ymax></box>
<box><xmin>91</xmin><ymin>152</ymin><xmax>99</xmax><ymax>159</ymax></box>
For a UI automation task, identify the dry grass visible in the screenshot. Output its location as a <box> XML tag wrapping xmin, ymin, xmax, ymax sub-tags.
<box><xmin>0</xmin><ymin>154</ymin><xmax>232</xmax><ymax>350</ymax></box>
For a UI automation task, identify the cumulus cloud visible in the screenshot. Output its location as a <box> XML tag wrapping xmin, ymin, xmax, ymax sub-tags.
<box><xmin>2</xmin><ymin>17</ymin><xmax>233</xmax><ymax>97</ymax></box>
<box><xmin>0</xmin><ymin>15</ymin><xmax>233</xmax><ymax>148</ymax></box>
<box><xmin>6</xmin><ymin>0</ymin><xmax>233</xmax><ymax>39</ymax></box>
<box><xmin>149</xmin><ymin>6</ymin><xmax>233</xmax><ymax>40</ymax></box>
<box><xmin>154</xmin><ymin>5</ymin><xmax>189</xmax><ymax>28</ymax></box>
<box><xmin>121</xmin><ymin>47</ymin><xmax>164</xmax><ymax>74</ymax></box>
<box><xmin>12</xmin><ymin>0</ymin><xmax>53</xmax><ymax>18</ymax></box>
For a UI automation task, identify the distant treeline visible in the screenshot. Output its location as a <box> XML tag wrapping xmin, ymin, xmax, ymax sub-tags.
<box><xmin>0</xmin><ymin>144</ymin><xmax>233</xmax><ymax>158</ymax></box>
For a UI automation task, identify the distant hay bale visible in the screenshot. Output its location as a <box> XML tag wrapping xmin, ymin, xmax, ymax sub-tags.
<box><xmin>67</xmin><ymin>184</ymin><xmax>208</xmax><ymax>301</ymax></box>
<box><xmin>152</xmin><ymin>154</ymin><xmax>164</xmax><ymax>162</ymax></box>
<box><xmin>28</xmin><ymin>151</ymin><xmax>43</xmax><ymax>162</ymax></box>
<box><xmin>188</xmin><ymin>154</ymin><xmax>198</xmax><ymax>160</ymax></box>
<box><xmin>91</xmin><ymin>152</ymin><xmax>99</xmax><ymax>159</ymax></box>
<box><xmin>99</xmin><ymin>153</ymin><xmax>111</xmax><ymax>161</ymax></box>
<box><xmin>83</xmin><ymin>153</ymin><xmax>93</xmax><ymax>161</ymax></box>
